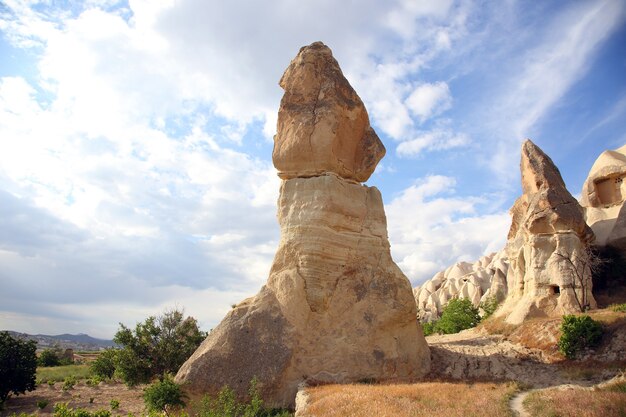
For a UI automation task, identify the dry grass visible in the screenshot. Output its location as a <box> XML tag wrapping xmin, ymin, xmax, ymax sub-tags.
<box><xmin>303</xmin><ymin>381</ymin><xmax>517</xmax><ymax>417</ymax></box>
<box><xmin>524</xmin><ymin>385</ymin><xmax>626</xmax><ymax>417</ymax></box>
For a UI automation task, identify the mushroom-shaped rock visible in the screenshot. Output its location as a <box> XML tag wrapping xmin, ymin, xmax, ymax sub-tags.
<box><xmin>273</xmin><ymin>41</ymin><xmax>385</xmax><ymax>182</ymax></box>
<box><xmin>176</xmin><ymin>42</ymin><xmax>429</xmax><ymax>409</ymax></box>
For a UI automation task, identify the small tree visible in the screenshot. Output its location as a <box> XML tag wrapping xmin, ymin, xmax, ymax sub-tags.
<box><xmin>0</xmin><ymin>331</ymin><xmax>37</xmax><ymax>405</ymax></box>
<box><xmin>89</xmin><ymin>349</ymin><xmax>117</xmax><ymax>380</ymax></box>
<box><xmin>434</xmin><ymin>298</ymin><xmax>481</xmax><ymax>334</ymax></box>
<box><xmin>554</xmin><ymin>246</ymin><xmax>605</xmax><ymax>312</ymax></box>
<box><xmin>38</xmin><ymin>348</ymin><xmax>61</xmax><ymax>367</ymax></box>
<box><xmin>113</xmin><ymin>308</ymin><xmax>207</xmax><ymax>386</ymax></box>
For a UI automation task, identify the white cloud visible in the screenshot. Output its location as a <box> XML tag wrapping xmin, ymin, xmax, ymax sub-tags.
<box><xmin>397</xmin><ymin>126</ymin><xmax>469</xmax><ymax>157</ymax></box>
<box><xmin>487</xmin><ymin>0</ymin><xmax>626</xmax><ymax>180</ymax></box>
<box><xmin>385</xmin><ymin>175</ymin><xmax>510</xmax><ymax>285</ymax></box>
<box><xmin>405</xmin><ymin>81</ymin><xmax>452</xmax><ymax>121</ymax></box>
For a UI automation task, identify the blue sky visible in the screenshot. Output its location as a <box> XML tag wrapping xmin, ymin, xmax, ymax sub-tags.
<box><xmin>0</xmin><ymin>0</ymin><xmax>625</xmax><ymax>338</ymax></box>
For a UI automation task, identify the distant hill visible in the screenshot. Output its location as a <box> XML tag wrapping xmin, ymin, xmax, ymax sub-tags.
<box><xmin>4</xmin><ymin>331</ymin><xmax>116</xmax><ymax>351</ymax></box>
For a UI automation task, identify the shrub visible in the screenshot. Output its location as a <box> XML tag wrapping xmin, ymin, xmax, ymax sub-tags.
<box><xmin>113</xmin><ymin>308</ymin><xmax>207</xmax><ymax>386</ymax></box>
<box><xmin>0</xmin><ymin>331</ymin><xmax>37</xmax><ymax>404</ymax></box>
<box><xmin>558</xmin><ymin>315</ymin><xmax>603</xmax><ymax>359</ymax></box>
<box><xmin>62</xmin><ymin>376</ymin><xmax>77</xmax><ymax>391</ymax></box>
<box><xmin>90</xmin><ymin>349</ymin><xmax>117</xmax><ymax>380</ymax></box>
<box><xmin>38</xmin><ymin>349</ymin><xmax>61</xmax><ymax>367</ymax></box>
<box><xmin>479</xmin><ymin>296</ymin><xmax>500</xmax><ymax>319</ymax></box>
<box><xmin>143</xmin><ymin>375</ymin><xmax>186</xmax><ymax>415</ymax></box>
<box><xmin>422</xmin><ymin>321</ymin><xmax>436</xmax><ymax>336</ymax></box>
<box><xmin>434</xmin><ymin>298</ymin><xmax>481</xmax><ymax>334</ymax></box>
<box><xmin>37</xmin><ymin>400</ymin><xmax>49</xmax><ymax>409</ymax></box>
<box><xmin>109</xmin><ymin>400</ymin><xmax>119</xmax><ymax>411</ymax></box>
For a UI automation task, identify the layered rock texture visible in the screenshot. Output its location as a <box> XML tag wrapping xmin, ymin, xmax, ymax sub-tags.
<box><xmin>581</xmin><ymin>145</ymin><xmax>626</xmax><ymax>250</ymax></box>
<box><xmin>176</xmin><ymin>42</ymin><xmax>430</xmax><ymax>408</ymax></box>
<box><xmin>413</xmin><ymin>252</ymin><xmax>509</xmax><ymax>321</ymax></box>
<box><xmin>497</xmin><ymin>140</ymin><xmax>596</xmax><ymax>324</ymax></box>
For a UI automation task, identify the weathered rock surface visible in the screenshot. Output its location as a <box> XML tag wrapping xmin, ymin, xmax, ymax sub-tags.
<box><xmin>413</xmin><ymin>252</ymin><xmax>509</xmax><ymax>322</ymax></box>
<box><xmin>176</xmin><ymin>42</ymin><xmax>429</xmax><ymax>408</ymax></box>
<box><xmin>497</xmin><ymin>140</ymin><xmax>596</xmax><ymax>324</ymax></box>
<box><xmin>580</xmin><ymin>145</ymin><xmax>626</xmax><ymax>249</ymax></box>
<box><xmin>273</xmin><ymin>41</ymin><xmax>386</xmax><ymax>183</ymax></box>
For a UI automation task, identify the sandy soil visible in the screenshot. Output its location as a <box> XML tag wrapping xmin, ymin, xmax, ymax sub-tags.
<box><xmin>1</xmin><ymin>381</ymin><xmax>146</xmax><ymax>417</ymax></box>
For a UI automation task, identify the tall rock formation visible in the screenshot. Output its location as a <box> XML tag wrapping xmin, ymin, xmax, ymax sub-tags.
<box><xmin>497</xmin><ymin>140</ymin><xmax>596</xmax><ymax>324</ymax></box>
<box><xmin>175</xmin><ymin>42</ymin><xmax>430</xmax><ymax>408</ymax></box>
<box><xmin>580</xmin><ymin>145</ymin><xmax>626</xmax><ymax>250</ymax></box>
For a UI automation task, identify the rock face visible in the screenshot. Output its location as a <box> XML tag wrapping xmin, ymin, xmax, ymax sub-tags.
<box><xmin>176</xmin><ymin>42</ymin><xmax>430</xmax><ymax>408</ymax></box>
<box><xmin>580</xmin><ymin>145</ymin><xmax>626</xmax><ymax>250</ymax></box>
<box><xmin>273</xmin><ymin>42</ymin><xmax>386</xmax><ymax>183</ymax></box>
<box><xmin>413</xmin><ymin>252</ymin><xmax>509</xmax><ymax>322</ymax></box>
<box><xmin>497</xmin><ymin>140</ymin><xmax>596</xmax><ymax>324</ymax></box>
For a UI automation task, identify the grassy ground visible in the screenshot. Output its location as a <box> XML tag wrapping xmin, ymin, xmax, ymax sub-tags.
<box><xmin>37</xmin><ymin>365</ymin><xmax>91</xmax><ymax>383</ymax></box>
<box><xmin>302</xmin><ymin>381</ymin><xmax>518</xmax><ymax>417</ymax></box>
<box><xmin>524</xmin><ymin>380</ymin><xmax>626</xmax><ymax>417</ymax></box>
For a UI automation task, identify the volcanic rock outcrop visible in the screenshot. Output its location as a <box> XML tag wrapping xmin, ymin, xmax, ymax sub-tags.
<box><xmin>413</xmin><ymin>252</ymin><xmax>509</xmax><ymax>322</ymax></box>
<box><xmin>580</xmin><ymin>145</ymin><xmax>626</xmax><ymax>250</ymax></box>
<box><xmin>497</xmin><ymin>140</ymin><xmax>596</xmax><ymax>324</ymax></box>
<box><xmin>176</xmin><ymin>42</ymin><xmax>430</xmax><ymax>408</ymax></box>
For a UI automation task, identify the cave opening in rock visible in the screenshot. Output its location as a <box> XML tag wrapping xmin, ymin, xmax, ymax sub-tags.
<box><xmin>550</xmin><ymin>285</ymin><xmax>560</xmax><ymax>295</ymax></box>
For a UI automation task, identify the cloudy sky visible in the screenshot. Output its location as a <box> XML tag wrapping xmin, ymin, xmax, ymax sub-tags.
<box><xmin>1</xmin><ymin>0</ymin><xmax>625</xmax><ymax>339</ymax></box>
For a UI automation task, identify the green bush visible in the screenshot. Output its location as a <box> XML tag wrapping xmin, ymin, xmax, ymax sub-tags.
<box><xmin>434</xmin><ymin>298</ymin><xmax>481</xmax><ymax>334</ymax></box>
<box><xmin>143</xmin><ymin>375</ymin><xmax>186</xmax><ymax>415</ymax></box>
<box><xmin>37</xmin><ymin>400</ymin><xmax>49</xmax><ymax>409</ymax></box>
<box><xmin>38</xmin><ymin>349</ymin><xmax>61</xmax><ymax>367</ymax></box>
<box><xmin>422</xmin><ymin>321</ymin><xmax>436</xmax><ymax>336</ymax></box>
<box><xmin>479</xmin><ymin>296</ymin><xmax>500</xmax><ymax>319</ymax></box>
<box><xmin>0</xmin><ymin>331</ymin><xmax>37</xmax><ymax>404</ymax></box>
<box><xmin>89</xmin><ymin>349</ymin><xmax>117</xmax><ymax>380</ymax></box>
<box><xmin>113</xmin><ymin>308</ymin><xmax>207</xmax><ymax>386</ymax></box>
<box><xmin>558</xmin><ymin>315</ymin><xmax>603</xmax><ymax>359</ymax></box>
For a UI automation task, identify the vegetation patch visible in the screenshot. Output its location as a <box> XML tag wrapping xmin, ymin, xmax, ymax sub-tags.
<box><xmin>37</xmin><ymin>365</ymin><xmax>91</xmax><ymax>383</ymax></box>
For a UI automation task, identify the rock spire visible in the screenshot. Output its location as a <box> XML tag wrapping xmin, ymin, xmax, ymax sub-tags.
<box><xmin>175</xmin><ymin>42</ymin><xmax>430</xmax><ymax>408</ymax></box>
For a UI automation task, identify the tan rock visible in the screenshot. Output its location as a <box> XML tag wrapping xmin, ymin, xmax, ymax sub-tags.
<box><xmin>272</xmin><ymin>41</ymin><xmax>385</xmax><ymax>183</ymax></box>
<box><xmin>580</xmin><ymin>145</ymin><xmax>626</xmax><ymax>248</ymax></box>
<box><xmin>498</xmin><ymin>140</ymin><xmax>596</xmax><ymax>325</ymax></box>
<box><xmin>176</xmin><ymin>43</ymin><xmax>429</xmax><ymax>408</ymax></box>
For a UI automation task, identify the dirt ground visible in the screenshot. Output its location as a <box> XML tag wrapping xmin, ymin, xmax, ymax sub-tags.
<box><xmin>1</xmin><ymin>381</ymin><xmax>146</xmax><ymax>417</ymax></box>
